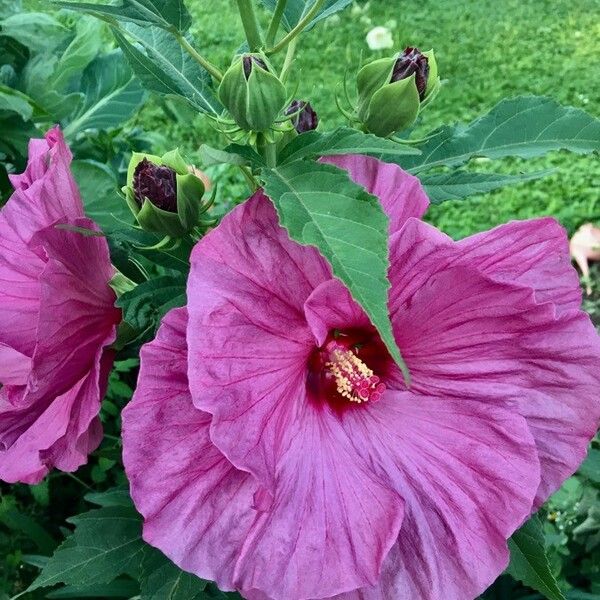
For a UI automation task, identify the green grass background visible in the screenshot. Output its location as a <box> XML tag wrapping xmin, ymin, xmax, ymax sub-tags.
<box><xmin>130</xmin><ymin>0</ymin><xmax>599</xmax><ymax>240</ymax></box>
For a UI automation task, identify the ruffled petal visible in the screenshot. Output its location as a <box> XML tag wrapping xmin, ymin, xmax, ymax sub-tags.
<box><xmin>122</xmin><ymin>308</ymin><xmax>258</xmax><ymax>593</ymax></box>
<box><xmin>388</xmin><ymin>225</ymin><xmax>600</xmax><ymax>506</ymax></box>
<box><xmin>187</xmin><ymin>192</ymin><xmax>330</xmax><ymax>489</ymax></box>
<box><xmin>0</xmin><ymin>348</ymin><xmax>112</xmax><ymax>484</ymax></box>
<box><xmin>332</xmin><ymin>393</ymin><xmax>540</xmax><ymax>600</ymax></box>
<box><xmin>27</xmin><ymin>217</ymin><xmax>119</xmax><ymax>402</ymax></box>
<box><xmin>320</xmin><ymin>155</ymin><xmax>429</xmax><ymax>234</ymax></box>
<box><xmin>456</xmin><ymin>218</ymin><xmax>581</xmax><ymax>314</ymax></box>
<box><xmin>0</xmin><ymin>126</ymin><xmax>85</xmax><ymax>355</ymax></box>
<box><xmin>6</xmin><ymin>126</ymin><xmax>83</xmax><ymax>244</ymax></box>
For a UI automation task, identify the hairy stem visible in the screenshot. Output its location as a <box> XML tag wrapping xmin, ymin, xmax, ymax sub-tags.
<box><xmin>266</xmin><ymin>0</ymin><xmax>326</xmax><ymax>55</ymax></box>
<box><xmin>236</xmin><ymin>0</ymin><xmax>263</xmax><ymax>51</ymax></box>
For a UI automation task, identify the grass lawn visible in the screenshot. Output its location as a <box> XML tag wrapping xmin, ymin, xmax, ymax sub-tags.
<box><xmin>131</xmin><ymin>0</ymin><xmax>599</xmax><ymax>240</ymax></box>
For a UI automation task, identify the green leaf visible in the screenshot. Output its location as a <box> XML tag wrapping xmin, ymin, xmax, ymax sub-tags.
<box><xmin>0</xmin><ymin>12</ymin><xmax>69</xmax><ymax>52</ymax></box>
<box><xmin>578</xmin><ymin>447</ymin><xmax>600</xmax><ymax>483</ymax></box>
<box><xmin>85</xmin><ymin>487</ymin><xmax>133</xmax><ymax>508</ymax></box>
<box><xmin>45</xmin><ymin>578</ymin><xmax>140</xmax><ymax>598</ymax></box>
<box><xmin>140</xmin><ymin>547</ymin><xmax>207</xmax><ymax>600</ymax></box>
<box><xmin>28</xmin><ymin>506</ymin><xmax>145</xmax><ymax>591</ymax></box>
<box><xmin>261</xmin><ymin>159</ymin><xmax>409</xmax><ymax>382</ymax></box>
<box><xmin>507</xmin><ymin>514</ymin><xmax>565</xmax><ymax>600</ymax></box>
<box><xmin>278</xmin><ymin>127</ymin><xmax>419</xmax><ymax>164</ymax></box>
<box><xmin>260</xmin><ymin>0</ymin><xmax>352</xmax><ymax>31</ymax></box>
<box><xmin>398</xmin><ymin>96</ymin><xmax>600</xmax><ymax>174</ymax></box>
<box><xmin>420</xmin><ymin>169</ymin><xmax>553</xmax><ymax>204</ymax></box>
<box><xmin>111</xmin><ymin>24</ymin><xmax>221</xmax><ymax>115</ymax></box>
<box><xmin>53</xmin><ymin>16</ymin><xmax>105</xmax><ymax>90</ymax></box>
<box><xmin>71</xmin><ymin>160</ymin><xmax>133</xmax><ymax>230</ymax></box>
<box><xmin>200</xmin><ymin>144</ymin><xmax>249</xmax><ymax>167</ymax></box>
<box><xmin>0</xmin><ymin>83</ymin><xmax>35</xmax><ymax>119</ymax></box>
<box><xmin>54</xmin><ymin>0</ymin><xmax>191</xmax><ymax>32</ymax></box>
<box><xmin>63</xmin><ymin>49</ymin><xmax>145</xmax><ymax>136</ymax></box>
<box><xmin>116</xmin><ymin>275</ymin><xmax>187</xmax><ymax>333</ymax></box>
<box><xmin>0</xmin><ymin>0</ymin><xmax>21</xmax><ymax>19</ymax></box>
<box><xmin>0</xmin><ymin>498</ymin><xmax>57</xmax><ymax>555</ymax></box>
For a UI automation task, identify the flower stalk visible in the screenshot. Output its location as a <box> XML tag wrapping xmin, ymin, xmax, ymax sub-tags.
<box><xmin>265</xmin><ymin>0</ymin><xmax>288</xmax><ymax>47</ymax></box>
<box><xmin>266</xmin><ymin>0</ymin><xmax>326</xmax><ymax>55</ymax></box>
<box><xmin>236</xmin><ymin>0</ymin><xmax>264</xmax><ymax>51</ymax></box>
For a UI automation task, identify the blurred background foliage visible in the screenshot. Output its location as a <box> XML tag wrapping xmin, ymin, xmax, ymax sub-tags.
<box><xmin>1</xmin><ymin>0</ymin><xmax>599</xmax><ymax>598</ymax></box>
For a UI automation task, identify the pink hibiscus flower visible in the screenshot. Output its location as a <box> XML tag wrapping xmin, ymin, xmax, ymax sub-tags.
<box><xmin>122</xmin><ymin>155</ymin><xmax>600</xmax><ymax>600</ymax></box>
<box><xmin>0</xmin><ymin>127</ymin><xmax>121</xmax><ymax>484</ymax></box>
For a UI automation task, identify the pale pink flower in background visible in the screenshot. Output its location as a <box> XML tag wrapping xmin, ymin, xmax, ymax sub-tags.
<box><xmin>0</xmin><ymin>127</ymin><xmax>120</xmax><ymax>484</ymax></box>
<box><xmin>366</xmin><ymin>26</ymin><xmax>394</xmax><ymax>50</ymax></box>
<box><xmin>570</xmin><ymin>223</ymin><xmax>600</xmax><ymax>294</ymax></box>
<box><xmin>123</xmin><ymin>155</ymin><xmax>600</xmax><ymax>600</ymax></box>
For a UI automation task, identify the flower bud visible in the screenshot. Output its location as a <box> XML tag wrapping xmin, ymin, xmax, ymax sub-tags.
<box><xmin>124</xmin><ymin>150</ymin><xmax>206</xmax><ymax>238</ymax></box>
<box><xmin>285</xmin><ymin>100</ymin><xmax>319</xmax><ymax>133</ymax></box>
<box><xmin>218</xmin><ymin>53</ymin><xmax>287</xmax><ymax>132</ymax></box>
<box><xmin>356</xmin><ymin>47</ymin><xmax>440</xmax><ymax>137</ymax></box>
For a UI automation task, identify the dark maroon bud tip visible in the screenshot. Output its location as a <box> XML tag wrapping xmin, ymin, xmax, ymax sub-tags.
<box><xmin>286</xmin><ymin>100</ymin><xmax>319</xmax><ymax>133</ymax></box>
<box><xmin>391</xmin><ymin>46</ymin><xmax>430</xmax><ymax>100</ymax></box>
<box><xmin>242</xmin><ymin>55</ymin><xmax>268</xmax><ymax>80</ymax></box>
<box><xmin>133</xmin><ymin>158</ymin><xmax>178</xmax><ymax>213</ymax></box>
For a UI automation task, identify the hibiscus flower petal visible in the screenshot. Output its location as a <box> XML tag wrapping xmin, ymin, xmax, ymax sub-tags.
<box><xmin>0</xmin><ymin>348</ymin><xmax>111</xmax><ymax>484</ymax></box>
<box><xmin>6</xmin><ymin>126</ymin><xmax>83</xmax><ymax>244</ymax></box>
<box><xmin>320</xmin><ymin>155</ymin><xmax>429</xmax><ymax>234</ymax></box>
<box><xmin>122</xmin><ymin>308</ymin><xmax>258</xmax><ymax>593</ymax></box>
<box><xmin>0</xmin><ymin>343</ymin><xmax>31</xmax><ymax>385</ymax></box>
<box><xmin>28</xmin><ymin>217</ymin><xmax>119</xmax><ymax>402</ymax></box>
<box><xmin>187</xmin><ymin>192</ymin><xmax>330</xmax><ymax>488</ymax></box>
<box><xmin>232</xmin><ymin>402</ymin><xmax>405</xmax><ymax>599</ymax></box>
<box><xmin>304</xmin><ymin>279</ymin><xmax>371</xmax><ymax>345</ymax></box>
<box><xmin>456</xmin><ymin>218</ymin><xmax>581</xmax><ymax>314</ymax></box>
<box><xmin>389</xmin><ymin>230</ymin><xmax>600</xmax><ymax>507</ymax></box>
<box><xmin>334</xmin><ymin>393</ymin><xmax>540</xmax><ymax>600</ymax></box>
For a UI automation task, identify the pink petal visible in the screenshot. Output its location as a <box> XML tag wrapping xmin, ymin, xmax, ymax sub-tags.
<box><xmin>28</xmin><ymin>217</ymin><xmax>119</xmax><ymax>402</ymax></box>
<box><xmin>0</xmin><ymin>348</ymin><xmax>112</xmax><ymax>484</ymax></box>
<box><xmin>331</xmin><ymin>393</ymin><xmax>540</xmax><ymax>600</ymax></box>
<box><xmin>456</xmin><ymin>218</ymin><xmax>581</xmax><ymax>314</ymax></box>
<box><xmin>233</xmin><ymin>400</ymin><xmax>405</xmax><ymax>599</ymax></box>
<box><xmin>304</xmin><ymin>279</ymin><xmax>370</xmax><ymax>346</ymax></box>
<box><xmin>187</xmin><ymin>191</ymin><xmax>330</xmax><ymax>489</ymax></box>
<box><xmin>122</xmin><ymin>308</ymin><xmax>258</xmax><ymax>593</ymax></box>
<box><xmin>0</xmin><ymin>126</ymin><xmax>85</xmax><ymax>355</ymax></box>
<box><xmin>389</xmin><ymin>225</ymin><xmax>600</xmax><ymax>507</ymax></box>
<box><xmin>320</xmin><ymin>155</ymin><xmax>429</xmax><ymax>234</ymax></box>
<box><xmin>0</xmin><ymin>343</ymin><xmax>31</xmax><ymax>385</ymax></box>
<box><xmin>6</xmin><ymin>126</ymin><xmax>83</xmax><ymax>244</ymax></box>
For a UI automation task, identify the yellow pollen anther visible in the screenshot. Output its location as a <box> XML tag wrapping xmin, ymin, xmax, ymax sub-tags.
<box><xmin>325</xmin><ymin>348</ymin><xmax>386</xmax><ymax>404</ymax></box>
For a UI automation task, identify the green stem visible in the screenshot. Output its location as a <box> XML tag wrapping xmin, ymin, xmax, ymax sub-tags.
<box><xmin>174</xmin><ymin>32</ymin><xmax>223</xmax><ymax>81</ymax></box>
<box><xmin>256</xmin><ymin>133</ymin><xmax>277</xmax><ymax>167</ymax></box>
<box><xmin>266</xmin><ymin>0</ymin><xmax>326</xmax><ymax>55</ymax></box>
<box><xmin>279</xmin><ymin>36</ymin><xmax>297</xmax><ymax>82</ymax></box>
<box><xmin>265</xmin><ymin>0</ymin><xmax>288</xmax><ymax>47</ymax></box>
<box><xmin>236</xmin><ymin>0</ymin><xmax>263</xmax><ymax>51</ymax></box>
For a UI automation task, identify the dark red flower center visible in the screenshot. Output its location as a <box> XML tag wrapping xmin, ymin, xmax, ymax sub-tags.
<box><xmin>308</xmin><ymin>328</ymin><xmax>391</xmax><ymax>410</ymax></box>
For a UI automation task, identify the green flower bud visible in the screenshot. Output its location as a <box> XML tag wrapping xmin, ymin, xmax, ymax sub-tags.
<box><xmin>357</xmin><ymin>47</ymin><xmax>440</xmax><ymax>137</ymax></box>
<box><xmin>218</xmin><ymin>53</ymin><xmax>287</xmax><ymax>132</ymax></box>
<box><xmin>124</xmin><ymin>150</ymin><xmax>206</xmax><ymax>238</ymax></box>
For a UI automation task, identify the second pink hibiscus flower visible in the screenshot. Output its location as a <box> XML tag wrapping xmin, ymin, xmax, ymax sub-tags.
<box><xmin>123</xmin><ymin>154</ymin><xmax>600</xmax><ymax>600</ymax></box>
